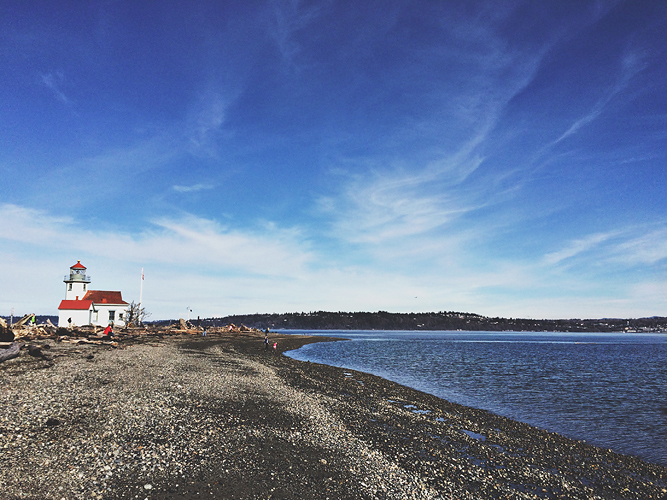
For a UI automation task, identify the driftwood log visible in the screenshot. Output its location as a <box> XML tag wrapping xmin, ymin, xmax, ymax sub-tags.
<box><xmin>14</xmin><ymin>314</ymin><xmax>31</xmax><ymax>328</ymax></box>
<box><xmin>0</xmin><ymin>342</ymin><xmax>21</xmax><ymax>364</ymax></box>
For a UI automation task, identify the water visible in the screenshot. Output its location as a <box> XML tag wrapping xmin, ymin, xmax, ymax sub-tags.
<box><xmin>283</xmin><ymin>330</ymin><xmax>667</xmax><ymax>467</ymax></box>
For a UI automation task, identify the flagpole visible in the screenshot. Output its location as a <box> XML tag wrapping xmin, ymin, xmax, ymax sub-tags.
<box><xmin>139</xmin><ymin>267</ymin><xmax>144</xmax><ymax>311</ymax></box>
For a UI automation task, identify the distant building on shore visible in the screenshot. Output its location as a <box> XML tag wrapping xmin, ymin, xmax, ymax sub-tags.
<box><xmin>57</xmin><ymin>261</ymin><xmax>129</xmax><ymax>328</ymax></box>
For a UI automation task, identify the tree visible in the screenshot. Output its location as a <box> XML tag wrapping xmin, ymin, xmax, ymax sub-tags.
<box><xmin>124</xmin><ymin>301</ymin><xmax>150</xmax><ymax>327</ymax></box>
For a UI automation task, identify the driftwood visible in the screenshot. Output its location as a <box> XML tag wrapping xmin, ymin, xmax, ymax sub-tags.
<box><xmin>14</xmin><ymin>314</ymin><xmax>32</xmax><ymax>328</ymax></box>
<box><xmin>58</xmin><ymin>338</ymin><xmax>118</xmax><ymax>347</ymax></box>
<box><xmin>0</xmin><ymin>342</ymin><xmax>21</xmax><ymax>363</ymax></box>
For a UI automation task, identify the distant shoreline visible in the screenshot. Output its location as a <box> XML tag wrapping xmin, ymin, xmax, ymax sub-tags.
<box><xmin>166</xmin><ymin>311</ymin><xmax>667</xmax><ymax>333</ymax></box>
<box><xmin>5</xmin><ymin>311</ymin><xmax>667</xmax><ymax>333</ymax></box>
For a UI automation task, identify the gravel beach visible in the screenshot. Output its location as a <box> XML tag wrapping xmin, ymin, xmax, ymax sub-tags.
<box><xmin>1</xmin><ymin>332</ymin><xmax>666</xmax><ymax>499</ymax></box>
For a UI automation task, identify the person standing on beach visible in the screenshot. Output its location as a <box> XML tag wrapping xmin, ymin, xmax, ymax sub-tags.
<box><xmin>273</xmin><ymin>342</ymin><xmax>277</xmax><ymax>352</ymax></box>
<box><xmin>264</xmin><ymin>335</ymin><xmax>269</xmax><ymax>350</ymax></box>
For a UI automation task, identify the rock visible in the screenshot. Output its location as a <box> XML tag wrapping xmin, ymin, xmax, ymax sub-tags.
<box><xmin>45</xmin><ymin>417</ymin><xmax>61</xmax><ymax>427</ymax></box>
<box><xmin>27</xmin><ymin>345</ymin><xmax>49</xmax><ymax>360</ymax></box>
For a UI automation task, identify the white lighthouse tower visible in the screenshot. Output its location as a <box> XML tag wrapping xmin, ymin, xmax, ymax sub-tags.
<box><xmin>64</xmin><ymin>260</ymin><xmax>91</xmax><ymax>300</ymax></box>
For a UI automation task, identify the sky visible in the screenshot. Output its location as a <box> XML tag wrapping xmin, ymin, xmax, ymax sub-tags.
<box><xmin>1</xmin><ymin>1</ymin><xmax>667</xmax><ymax>320</ymax></box>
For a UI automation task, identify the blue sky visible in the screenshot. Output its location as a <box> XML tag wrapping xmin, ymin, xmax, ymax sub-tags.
<box><xmin>2</xmin><ymin>1</ymin><xmax>666</xmax><ymax>320</ymax></box>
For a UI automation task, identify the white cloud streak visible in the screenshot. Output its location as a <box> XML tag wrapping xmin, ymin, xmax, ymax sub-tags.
<box><xmin>543</xmin><ymin>232</ymin><xmax>617</xmax><ymax>265</ymax></box>
<box><xmin>172</xmin><ymin>184</ymin><xmax>213</xmax><ymax>193</ymax></box>
<box><xmin>268</xmin><ymin>0</ymin><xmax>327</xmax><ymax>69</ymax></box>
<box><xmin>542</xmin><ymin>225</ymin><xmax>667</xmax><ymax>269</ymax></box>
<box><xmin>40</xmin><ymin>71</ymin><xmax>69</xmax><ymax>104</ymax></box>
<box><xmin>552</xmin><ymin>48</ymin><xmax>648</xmax><ymax>146</ymax></box>
<box><xmin>187</xmin><ymin>90</ymin><xmax>228</xmax><ymax>157</ymax></box>
<box><xmin>610</xmin><ymin>226</ymin><xmax>667</xmax><ymax>266</ymax></box>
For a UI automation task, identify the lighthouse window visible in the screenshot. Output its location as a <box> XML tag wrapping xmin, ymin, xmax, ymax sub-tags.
<box><xmin>68</xmin><ymin>283</ymin><xmax>72</xmax><ymax>291</ymax></box>
<box><xmin>83</xmin><ymin>284</ymin><xmax>86</xmax><ymax>291</ymax></box>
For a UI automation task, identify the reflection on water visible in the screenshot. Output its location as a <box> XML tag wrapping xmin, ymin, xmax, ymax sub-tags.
<box><xmin>284</xmin><ymin>331</ymin><xmax>667</xmax><ymax>467</ymax></box>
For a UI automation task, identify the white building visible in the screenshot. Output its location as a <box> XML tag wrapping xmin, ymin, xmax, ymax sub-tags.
<box><xmin>57</xmin><ymin>261</ymin><xmax>129</xmax><ymax>327</ymax></box>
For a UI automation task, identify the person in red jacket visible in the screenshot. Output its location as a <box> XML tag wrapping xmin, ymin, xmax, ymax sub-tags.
<box><xmin>103</xmin><ymin>324</ymin><xmax>113</xmax><ymax>337</ymax></box>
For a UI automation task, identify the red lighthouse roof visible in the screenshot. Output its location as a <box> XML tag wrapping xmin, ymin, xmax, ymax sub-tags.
<box><xmin>58</xmin><ymin>299</ymin><xmax>93</xmax><ymax>310</ymax></box>
<box><xmin>70</xmin><ymin>260</ymin><xmax>87</xmax><ymax>270</ymax></box>
<box><xmin>82</xmin><ymin>290</ymin><xmax>128</xmax><ymax>305</ymax></box>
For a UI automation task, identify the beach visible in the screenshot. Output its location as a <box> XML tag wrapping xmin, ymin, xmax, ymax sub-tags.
<box><xmin>1</xmin><ymin>331</ymin><xmax>665</xmax><ymax>499</ymax></box>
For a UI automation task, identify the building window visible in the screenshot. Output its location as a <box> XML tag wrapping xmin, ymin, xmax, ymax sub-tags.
<box><xmin>109</xmin><ymin>310</ymin><xmax>115</xmax><ymax>322</ymax></box>
<box><xmin>83</xmin><ymin>284</ymin><xmax>86</xmax><ymax>291</ymax></box>
<box><xmin>68</xmin><ymin>283</ymin><xmax>72</xmax><ymax>291</ymax></box>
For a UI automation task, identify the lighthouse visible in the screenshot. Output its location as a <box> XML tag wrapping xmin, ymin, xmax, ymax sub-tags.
<box><xmin>64</xmin><ymin>260</ymin><xmax>91</xmax><ymax>300</ymax></box>
<box><xmin>57</xmin><ymin>261</ymin><xmax>129</xmax><ymax>327</ymax></box>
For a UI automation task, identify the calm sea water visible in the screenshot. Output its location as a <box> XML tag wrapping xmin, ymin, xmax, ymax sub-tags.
<box><xmin>283</xmin><ymin>330</ymin><xmax>667</xmax><ymax>467</ymax></box>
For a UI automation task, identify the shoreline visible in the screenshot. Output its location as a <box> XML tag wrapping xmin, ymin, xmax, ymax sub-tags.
<box><xmin>1</xmin><ymin>332</ymin><xmax>665</xmax><ymax>499</ymax></box>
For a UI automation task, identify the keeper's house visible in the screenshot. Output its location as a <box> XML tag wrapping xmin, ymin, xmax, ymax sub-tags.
<box><xmin>57</xmin><ymin>261</ymin><xmax>129</xmax><ymax>327</ymax></box>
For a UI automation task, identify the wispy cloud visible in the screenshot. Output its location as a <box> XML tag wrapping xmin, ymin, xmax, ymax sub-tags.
<box><xmin>610</xmin><ymin>226</ymin><xmax>667</xmax><ymax>266</ymax></box>
<box><xmin>552</xmin><ymin>48</ymin><xmax>648</xmax><ymax>146</ymax></box>
<box><xmin>319</xmin><ymin>132</ymin><xmax>509</xmax><ymax>248</ymax></box>
<box><xmin>0</xmin><ymin>204</ymin><xmax>74</xmax><ymax>245</ymax></box>
<box><xmin>312</xmin><ymin>13</ymin><xmax>561</xmax><ymax>248</ymax></box>
<box><xmin>319</xmin><ymin>169</ymin><xmax>478</xmax><ymax>245</ymax></box>
<box><xmin>0</xmin><ymin>204</ymin><xmax>311</xmax><ymax>278</ymax></box>
<box><xmin>20</xmin><ymin>130</ymin><xmax>184</xmax><ymax>213</ymax></box>
<box><xmin>187</xmin><ymin>90</ymin><xmax>228</xmax><ymax>157</ymax></box>
<box><xmin>543</xmin><ymin>232</ymin><xmax>617</xmax><ymax>265</ymax></box>
<box><xmin>542</xmin><ymin>224</ymin><xmax>667</xmax><ymax>269</ymax></box>
<box><xmin>172</xmin><ymin>183</ymin><xmax>213</xmax><ymax>193</ymax></box>
<box><xmin>268</xmin><ymin>0</ymin><xmax>326</xmax><ymax>69</ymax></box>
<box><xmin>40</xmin><ymin>71</ymin><xmax>69</xmax><ymax>104</ymax></box>
<box><xmin>147</xmin><ymin>215</ymin><xmax>313</xmax><ymax>277</ymax></box>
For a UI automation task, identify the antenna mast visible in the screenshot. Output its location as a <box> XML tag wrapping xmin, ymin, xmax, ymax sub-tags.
<box><xmin>139</xmin><ymin>268</ymin><xmax>144</xmax><ymax>310</ymax></box>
